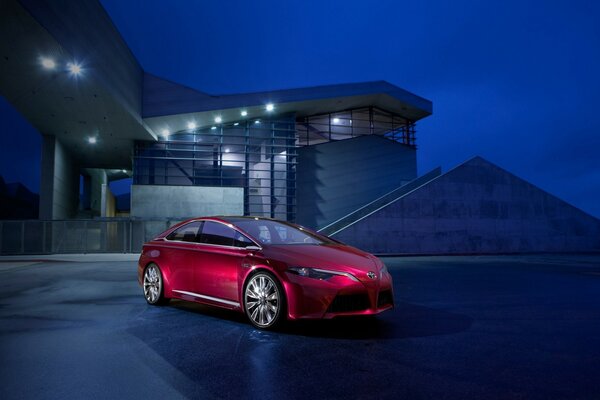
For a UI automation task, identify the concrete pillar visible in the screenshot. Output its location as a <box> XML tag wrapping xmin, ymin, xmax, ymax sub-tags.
<box><xmin>83</xmin><ymin>168</ymin><xmax>108</xmax><ymax>217</ymax></box>
<box><xmin>39</xmin><ymin>136</ymin><xmax>79</xmax><ymax>220</ymax></box>
<box><xmin>101</xmin><ymin>183</ymin><xmax>116</xmax><ymax>217</ymax></box>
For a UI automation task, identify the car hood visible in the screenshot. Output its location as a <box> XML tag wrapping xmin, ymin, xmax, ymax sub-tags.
<box><xmin>262</xmin><ymin>244</ymin><xmax>379</xmax><ymax>277</ymax></box>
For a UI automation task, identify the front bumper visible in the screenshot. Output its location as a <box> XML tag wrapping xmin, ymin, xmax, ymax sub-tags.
<box><xmin>282</xmin><ymin>270</ymin><xmax>394</xmax><ymax>320</ymax></box>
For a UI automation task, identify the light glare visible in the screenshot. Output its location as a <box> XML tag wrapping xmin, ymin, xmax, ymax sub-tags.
<box><xmin>67</xmin><ymin>62</ymin><xmax>82</xmax><ymax>75</ymax></box>
<box><xmin>266</xmin><ymin>103</ymin><xmax>274</xmax><ymax>112</ymax></box>
<box><xmin>40</xmin><ymin>57</ymin><xmax>56</xmax><ymax>70</ymax></box>
<box><xmin>187</xmin><ymin>122</ymin><xmax>196</xmax><ymax>129</ymax></box>
<box><xmin>241</xmin><ymin>110</ymin><xmax>248</xmax><ymax>117</ymax></box>
<box><xmin>333</xmin><ymin>117</ymin><xmax>340</xmax><ymax>124</ymax></box>
<box><xmin>214</xmin><ymin>116</ymin><xmax>222</xmax><ymax>123</ymax></box>
<box><xmin>88</xmin><ymin>137</ymin><xmax>97</xmax><ymax>144</ymax></box>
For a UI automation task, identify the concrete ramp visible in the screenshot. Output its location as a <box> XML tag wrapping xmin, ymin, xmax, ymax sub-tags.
<box><xmin>318</xmin><ymin>166</ymin><xmax>442</xmax><ymax>236</ymax></box>
<box><xmin>333</xmin><ymin>156</ymin><xmax>600</xmax><ymax>254</ymax></box>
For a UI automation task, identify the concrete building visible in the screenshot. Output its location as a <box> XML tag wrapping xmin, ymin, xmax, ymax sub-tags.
<box><xmin>1</xmin><ymin>0</ymin><xmax>599</xmax><ymax>254</ymax></box>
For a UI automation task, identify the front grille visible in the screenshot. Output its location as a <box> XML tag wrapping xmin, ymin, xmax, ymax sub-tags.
<box><xmin>327</xmin><ymin>293</ymin><xmax>371</xmax><ymax>313</ymax></box>
<box><xmin>377</xmin><ymin>290</ymin><xmax>393</xmax><ymax>308</ymax></box>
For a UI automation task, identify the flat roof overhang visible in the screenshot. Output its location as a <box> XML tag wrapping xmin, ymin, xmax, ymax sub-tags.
<box><xmin>1</xmin><ymin>0</ymin><xmax>433</xmax><ymax>170</ymax></box>
<box><xmin>0</xmin><ymin>0</ymin><xmax>154</xmax><ymax>170</ymax></box>
<box><xmin>142</xmin><ymin>74</ymin><xmax>432</xmax><ymax>134</ymax></box>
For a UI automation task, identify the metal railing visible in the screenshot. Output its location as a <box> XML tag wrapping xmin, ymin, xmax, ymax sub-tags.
<box><xmin>0</xmin><ymin>219</ymin><xmax>183</xmax><ymax>255</ymax></box>
<box><xmin>318</xmin><ymin>167</ymin><xmax>442</xmax><ymax>237</ymax></box>
<box><xmin>0</xmin><ymin>168</ymin><xmax>443</xmax><ymax>255</ymax></box>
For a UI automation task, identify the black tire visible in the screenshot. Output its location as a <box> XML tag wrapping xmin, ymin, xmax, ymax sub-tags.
<box><xmin>143</xmin><ymin>263</ymin><xmax>169</xmax><ymax>306</ymax></box>
<box><xmin>243</xmin><ymin>271</ymin><xmax>286</xmax><ymax>329</ymax></box>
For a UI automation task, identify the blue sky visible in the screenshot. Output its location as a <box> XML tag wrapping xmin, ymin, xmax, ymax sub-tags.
<box><xmin>1</xmin><ymin>0</ymin><xmax>599</xmax><ymax>217</ymax></box>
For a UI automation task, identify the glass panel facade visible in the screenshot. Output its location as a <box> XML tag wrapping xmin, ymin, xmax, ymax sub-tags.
<box><xmin>295</xmin><ymin>106</ymin><xmax>416</xmax><ymax>147</ymax></box>
<box><xmin>133</xmin><ymin>107</ymin><xmax>416</xmax><ymax>222</ymax></box>
<box><xmin>134</xmin><ymin>115</ymin><xmax>297</xmax><ymax>221</ymax></box>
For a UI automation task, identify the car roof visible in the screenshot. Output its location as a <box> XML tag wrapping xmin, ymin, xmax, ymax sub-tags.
<box><xmin>208</xmin><ymin>216</ymin><xmax>284</xmax><ymax>224</ymax></box>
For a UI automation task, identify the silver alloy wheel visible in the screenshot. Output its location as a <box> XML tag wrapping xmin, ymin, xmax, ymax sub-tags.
<box><xmin>143</xmin><ymin>264</ymin><xmax>162</xmax><ymax>304</ymax></box>
<box><xmin>245</xmin><ymin>274</ymin><xmax>280</xmax><ymax>327</ymax></box>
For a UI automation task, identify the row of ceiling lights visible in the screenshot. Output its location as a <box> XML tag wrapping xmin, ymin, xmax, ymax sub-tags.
<box><xmin>161</xmin><ymin>113</ymin><xmax>352</xmax><ymax>138</ymax></box>
<box><xmin>160</xmin><ymin>104</ymin><xmax>276</xmax><ymax>137</ymax></box>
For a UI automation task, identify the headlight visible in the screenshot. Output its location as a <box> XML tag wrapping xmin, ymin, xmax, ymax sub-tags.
<box><xmin>287</xmin><ymin>267</ymin><xmax>359</xmax><ymax>282</ymax></box>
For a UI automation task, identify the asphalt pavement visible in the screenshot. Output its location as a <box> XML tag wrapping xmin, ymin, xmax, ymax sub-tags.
<box><xmin>1</xmin><ymin>254</ymin><xmax>599</xmax><ymax>399</ymax></box>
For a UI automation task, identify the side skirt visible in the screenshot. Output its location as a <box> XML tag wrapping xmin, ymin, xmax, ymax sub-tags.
<box><xmin>172</xmin><ymin>289</ymin><xmax>241</xmax><ymax>310</ymax></box>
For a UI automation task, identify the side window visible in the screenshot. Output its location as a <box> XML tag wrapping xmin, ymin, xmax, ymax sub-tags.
<box><xmin>257</xmin><ymin>225</ymin><xmax>272</xmax><ymax>244</ymax></box>
<box><xmin>233</xmin><ymin>231</ymin><xmax>255</xmax><ymax>248</ymax></box>
<box><xmin>274</xmin><ymin>225</ymin><xmax>287</xmax><ymax>241</ymax></box>
<box><xmin>199</xmin><ymin>221</ymin><xmax>235</xmax><ymax>246</ymax></box>
<box><xmin>166</xmin><ymin>221</ymin><xmax>203</xmax><ymax>242</ymax></box>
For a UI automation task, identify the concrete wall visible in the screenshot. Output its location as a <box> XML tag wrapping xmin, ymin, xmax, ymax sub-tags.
<box><xmin>334</xmin><ymin>156</ymin><xmax>600</xmax><ymax>254</ymax></box>
<box><xmin>296</xmin><ymin>135</ymin><xmax>416</xmax><ymax>229</ymax></box>
<box><xmin>39</xmin><ymin>136</ymin><xmax>79</xmax><ymax>220</ymax></box>
<box><xmin>20</xmin><ymin>0</ymin><xmax>143</xmax><ymax>119</ymax></box>
<box><xmin>131</xmin><ymin>185</ymin><xmax>244</xmax><ymax>219</ymax></box>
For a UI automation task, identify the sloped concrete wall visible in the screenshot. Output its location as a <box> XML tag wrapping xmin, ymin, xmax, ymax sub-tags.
<box><xmin>297</xmin><ymin>135</ymin><xmax>416</xmax><ymax>229</ymax></box>
<box><xmin>334</xmin><ymin>157</ymin><xmax>600</xmax><ymax>254</ymax></box>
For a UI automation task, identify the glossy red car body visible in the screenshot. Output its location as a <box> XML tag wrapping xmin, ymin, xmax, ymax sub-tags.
<box><xmin>137</xmin><ymin>217</ymin><xmax>393</xmax><ymax>323</ymax></box>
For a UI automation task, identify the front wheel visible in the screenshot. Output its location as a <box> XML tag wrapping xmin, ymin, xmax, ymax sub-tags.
<box><xmin>143</xmin><ymin>264</ymin><xmax>169</xmax><ymax>305</ymax></box>
<box><xmin>244</xmin><ymin>272</ymin><xmax>285</xmax><ymax>329</ymax></box>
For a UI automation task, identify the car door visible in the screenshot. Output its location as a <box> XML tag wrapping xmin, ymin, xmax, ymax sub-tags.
<box><xmin>194</xmin><ymin>221</ymin><xmax>251</xmax><ymax>304</ymax></box>
<box><xmin>162</xmin><ymin>221</ymin><xmax>204</xmax><ymax>293</ymax></box>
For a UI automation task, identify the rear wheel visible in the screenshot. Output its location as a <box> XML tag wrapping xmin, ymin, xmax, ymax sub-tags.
<box><xmin>143</xmin><ymin>264</ymin><xmax>169</xmax><ymax>305</ymax></box>
<box><xmin>244</xmin><ymin>272</ymin><xmax>285</xmax><ymax>329</ymax></box>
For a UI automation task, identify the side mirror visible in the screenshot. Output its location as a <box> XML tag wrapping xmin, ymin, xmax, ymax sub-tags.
<box><xmin>245</xmin><ymin>245</ymin><xmax>261</xmax><ymax>252</ymax></box>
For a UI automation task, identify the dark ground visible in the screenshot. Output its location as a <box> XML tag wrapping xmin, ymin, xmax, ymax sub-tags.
<box><xmin>1</xmin><ymin>255</ymin><xmax>600</xmax><ymax>399</ymax></box>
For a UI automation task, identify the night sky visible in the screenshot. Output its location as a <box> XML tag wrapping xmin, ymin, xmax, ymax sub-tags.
<box><xmin>1</xmin><ymin>0</ymin><xmax>599</xmax><ymax>217</ymax></box>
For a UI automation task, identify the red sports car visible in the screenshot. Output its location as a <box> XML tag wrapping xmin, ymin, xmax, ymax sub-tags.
<box><xmin>138</xmin><ymin>216</ymin><xmax>393</xmax><ymax>329</ymax></box>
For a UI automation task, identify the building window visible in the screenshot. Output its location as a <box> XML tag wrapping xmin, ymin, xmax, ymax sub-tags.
<box><xmin>295</xmin><ymin>106</ymin><xmax>416</xmax><ymax>147</ymax></box>
<box><xmin>133</xmin><ymin>115</ymin><xmax>297</xmax><ymax>221</ymax></box>
<box><xmin>133</xmin><ymin>107</ymin><xmax>414</xmax><ymax>222</ymax></box>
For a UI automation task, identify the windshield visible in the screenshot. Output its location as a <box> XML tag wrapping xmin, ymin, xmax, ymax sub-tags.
<box><xmin>234</xmin><ymin>220</ymin><xmax>333</xmax><ymax>246</ymax></box>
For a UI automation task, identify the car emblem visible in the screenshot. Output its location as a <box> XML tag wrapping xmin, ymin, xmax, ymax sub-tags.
<box><xmin>367</xmin><ymin>271</ymin><xmax>377</xmax><ymax>280</ymax></box>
